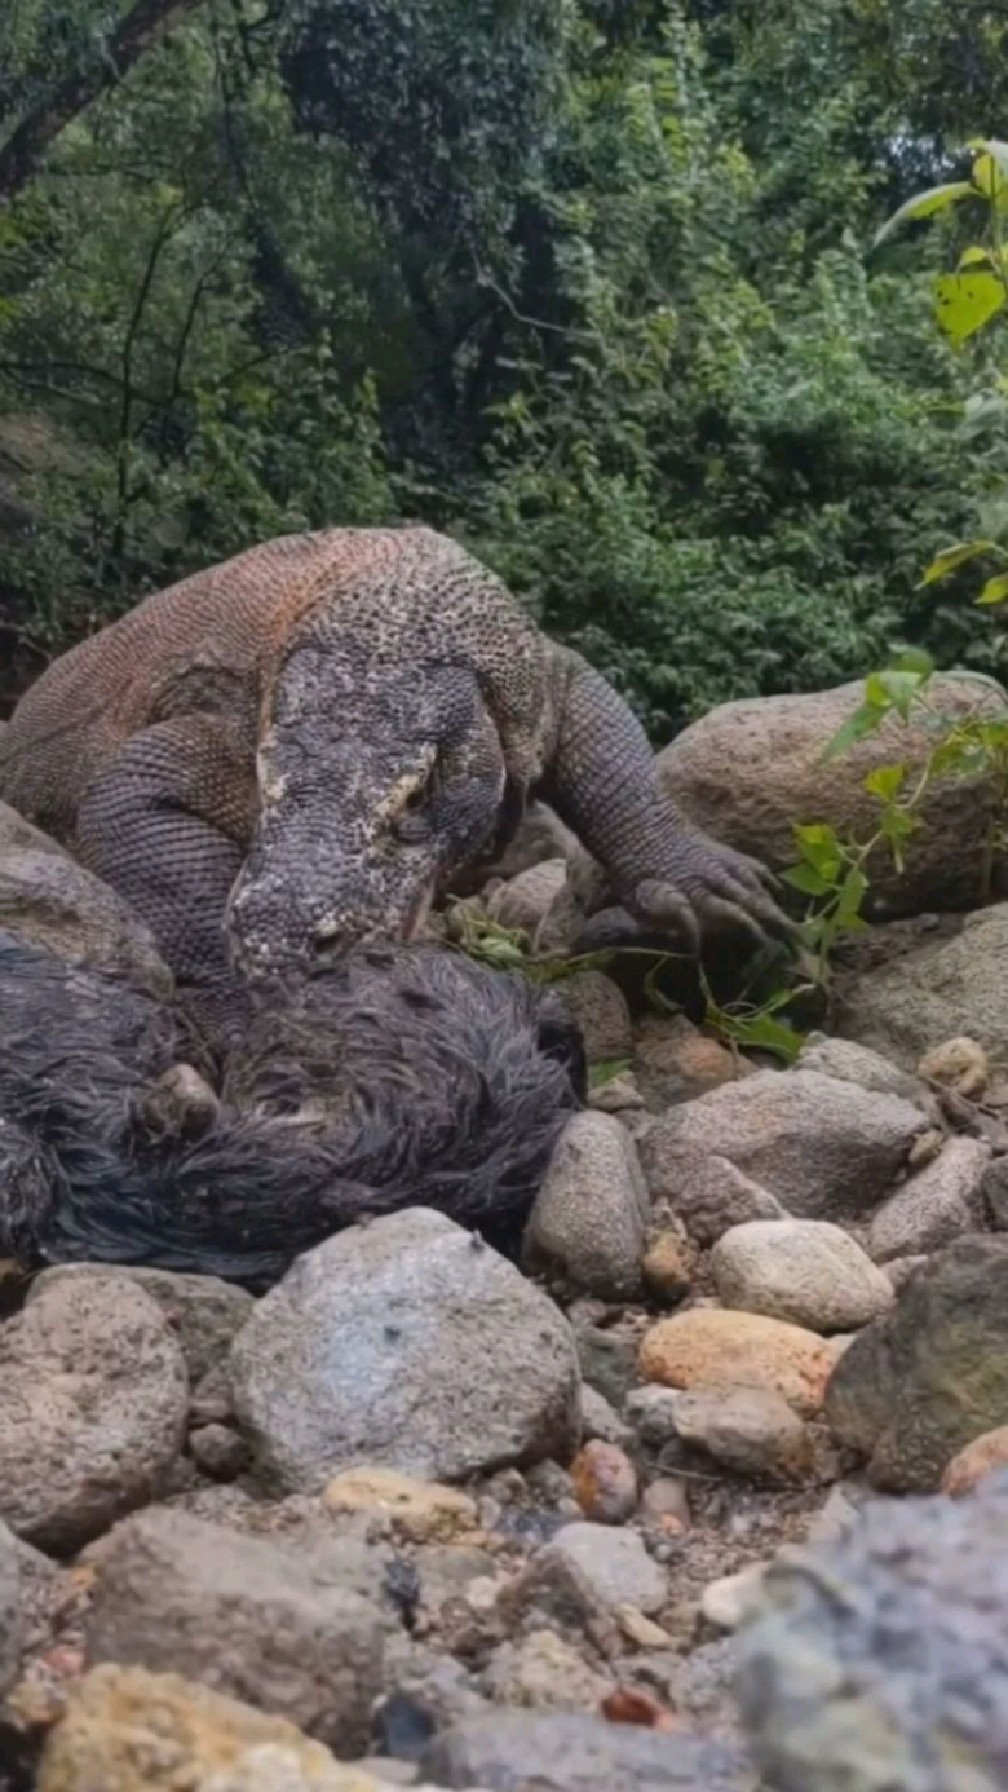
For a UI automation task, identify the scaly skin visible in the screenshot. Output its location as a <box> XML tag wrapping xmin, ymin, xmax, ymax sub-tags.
<box><xmin>0</xmin><ymin>526</ymin><xmax>789</xmax><ymax>995</ymax></box>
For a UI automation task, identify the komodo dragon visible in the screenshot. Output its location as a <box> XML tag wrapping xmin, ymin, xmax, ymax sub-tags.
<box><xmin>0</xmin><ymin>527</ymin><xmax>788</xmax><ymax>996</ymax></box>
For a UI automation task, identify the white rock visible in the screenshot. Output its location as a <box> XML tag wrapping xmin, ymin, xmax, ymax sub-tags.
<box><xmin>711</xmin><ymin>1219</ymin><xmax>894</xmax><ymax>1333</ymax></box>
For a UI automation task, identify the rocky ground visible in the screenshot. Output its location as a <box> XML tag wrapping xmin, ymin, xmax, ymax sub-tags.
<box><xmin>5</xmin><ymin>680</ymin><xmax>1008</xmax><ymax>1790</ymax></box>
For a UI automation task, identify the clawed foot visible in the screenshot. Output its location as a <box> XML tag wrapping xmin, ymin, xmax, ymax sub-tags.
<box><xmin>573</xmin><ymin>845</ymin><xmax>796</xmax><ymax>960</ymax></box>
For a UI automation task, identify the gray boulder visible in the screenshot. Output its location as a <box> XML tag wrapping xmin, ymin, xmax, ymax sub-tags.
<box><xmin>657</xmin><ymin>672</ymin><xmax>1008</xmax><ymax>917</ymax></box>
<box><xmin>736</xmin><ymin>1471</ymin><xmax>1008</xmax><ymax>1791</ymax></box>
<box><xmin>230</xmin><ymin>1208</ymin><xmax>580</xmax><ymax>1492</ymax></box>
<box><xmin>82</xmin><ymin>1507</ymin><xmax>388</xmax><ymax>1754</ymax></box>
<box><xmin>838</xmin><ymin>903</ymin><xmax>1008</xmax><ymax>1067</ymax></box>
<box><xmin>639</xmin><ymin>1070</ymin><xmax>925</xmax><ymax>1223</ymax></box>
<box><xmin>0</xmin><ymin>1519</ymin><xmax>21</xmax><ymax>1695</ymax></box>
<box><xmin>0</xmin><ymin>1271</ymin><xmax>187</xmax><ymax>1550</ymax></box>
<box><xmin>0</xmin><ymin>799</ymin><xmax>172</xmax><ymax>998</ymax></box>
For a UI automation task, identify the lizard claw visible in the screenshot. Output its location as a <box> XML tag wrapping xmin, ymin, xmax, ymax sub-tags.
<box><xmin>633</xmin><ymin>846</ymin><xmax>797</xmax><ymax>956</ymax></box>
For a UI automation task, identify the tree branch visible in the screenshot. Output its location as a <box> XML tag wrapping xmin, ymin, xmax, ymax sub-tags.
<box><xmin>0</xmin><ymin>0</ymin><xmax>206</xmax><ymax>204</ymax></box>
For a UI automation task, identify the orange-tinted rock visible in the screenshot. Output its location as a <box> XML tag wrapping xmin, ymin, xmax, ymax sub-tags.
<box><xmin>639</xmin><ymin>1308</ymin><xmax>833</xmax><ymax>1416</ymax></box>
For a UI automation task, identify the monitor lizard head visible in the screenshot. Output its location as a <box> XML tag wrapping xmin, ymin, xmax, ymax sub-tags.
<box><xmin>226</xmin><ymin>641</ymin><xmax>507</xmax><ymax>980</ymax></box>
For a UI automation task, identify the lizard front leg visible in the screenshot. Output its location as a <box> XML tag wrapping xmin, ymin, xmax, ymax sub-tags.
<box><xmin>539</xmin><ymin>648</ymin><xmax>793</xmax><ymax>955</ymax></box>
<box><xmin>74</xmin><ymin>716</ymin><xmax>256</xmax><ymax>1025</ymax></box>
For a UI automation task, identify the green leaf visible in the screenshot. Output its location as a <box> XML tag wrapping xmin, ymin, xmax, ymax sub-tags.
<box><xmin>835</xmin><ymin>866</ymin><xmax>868</xmax><ymax>925</ymax></box>
<box><xmin>872</xmin><ymin>181</ymin><xmax>974</xmax><ymax>248</ymax></box>
<box><xmin>588</xmin><ymin>1057</ymin><xmax>631</xmax><ymax>1091</ymax></box>
<box><xmin>971</xmin><ymin>146</ymin><xmax>1008</xmax><ymax>198</ymax></box>
<box><xmin>921</xmin><ymin>540</ymin><xmax>999</xmax><ymax>584</ymax></box>
<box><xmin>820</xmin><ymin>701</ymin><xmax>887</xmax><ymax>762</ymax></box>
<box><xmin>935</xmin><ymin>271</ymin><xmax>1007</xmax><ymax>345</ymax></box>
<box><xmin>959</xmin><ymin>246</ymin><xmax>994</xmax><ymax>269</ymax></box>
<box><xmin>781</xmin><ymin>863</ymin><xmax>832</xmax><ymax>897</ymax></box>
<box><xmin>791</xmin><ymin>822</ymin><xmax>843</xmax><ymax>878</ymax></box>
<box><xmin>723</xmin><ymin>1013</ymin><xmax>805</xmax><ymax>1063</ymax></box>
<box><xmin>977</xmin><ymin>572</ymin><xmax>1008</xmax><ymax>606</ymax></box>
<box><xmin>864</xmin><ymin>762</ymin><xmax>907</xmax><ymax>802</ymax></box>
<box><xmin>887</xmin><ymin>647</ymin><xmax>935</xmax><ymax>678</ymax></box>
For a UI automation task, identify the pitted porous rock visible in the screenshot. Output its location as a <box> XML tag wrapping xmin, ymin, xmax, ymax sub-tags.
<box><xmin>735</xmin><ymin>1470</ymin><xmax>1008</xmax><ymax>1791</ymax></box>
<box><xmin>35</xmin><ymin>1263</ymin><xmax>254</xmax><ymax>1386</ymax></box>
<box><xmin>639</xmin><ymin>1069</ymin><xmax>926</xmax><ymax>1223</ymax></box>
<box><xmin>229</xmin><ymin>1208</ymin><xmax>581</xmax><ymax>1492</ymax></box>
<box><xmin>0</xmin><ymin>526</ymin><xmax>788</xmax><ymax>998</ymax></box>
<box><xmin>0</xmin><ymin>1271</ymin><xmax>187</xmax><ymax>1550</ymax></box>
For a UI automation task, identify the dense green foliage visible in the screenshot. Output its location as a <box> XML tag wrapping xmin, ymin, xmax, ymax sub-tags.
<box><xmin>2</xmin><ymin>0</ymin><xmax>1008</xmax><ymax>736</ymax></box>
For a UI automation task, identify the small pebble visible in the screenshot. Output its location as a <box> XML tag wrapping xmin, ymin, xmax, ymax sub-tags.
<box><xmin>570</xmin><ymin>1441</ymin><xmax>638</xmax><ymax>1524</ymax></box>
<box><xmin>701</xmin><ymin>1561</ymin><xmax>769</xmax><ymax>1632</ymax></box>
<box><xmin>918</xmin><ymin>1035</ymin><xmax>988</xmax><ymax>1098</ymax></box>
<box><xmin>642</xmin><ymin>1233</ymin><xmax>692</xmax><ymax>1305</ymax></box>
<box><xmin>188</xmin><ymin>1424</ymin><xmax>248</xmax><ymax>1481</ymax></box>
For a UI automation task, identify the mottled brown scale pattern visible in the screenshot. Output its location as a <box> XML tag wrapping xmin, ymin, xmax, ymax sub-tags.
<box><xmin>0</xmin><ymin>524</ymin><xmax>790</xmax><ymax>993</ymax></box>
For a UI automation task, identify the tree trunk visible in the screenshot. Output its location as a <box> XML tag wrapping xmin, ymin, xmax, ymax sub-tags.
<box><xmin>0</xmin><ymin>0</ymin><xmax>206</xmax><ymax>204</ymax></box>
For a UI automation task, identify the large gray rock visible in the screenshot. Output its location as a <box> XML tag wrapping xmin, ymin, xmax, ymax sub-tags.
<box><xmin>735</xmin><ymin>1471</ymin><xmax>1008</xmax><ymax>1791</ymax></box>
<box><xmin>0</xmin><ymin>1272</ymin><xmax>187</xmax><ymax>1550</ymax></box>
<box><xmin>0</xmin><ymin>799</ymin><xmax>172</xmax><ymax>998</ymax></box>
<box><xmin>639</xmin><ymin>1070</ymin><xmax>925</xmax><ymax>1224</ymax></box>
<box><xmin>420</xmin><ymin>1709</ymin><xmax>752</xmax><ymax>1791</ymax></box>
<box><xmin>35</xmin><ymin>1265</ymin><xmax>254</xmax><ymax>1388</ymax></box>
<box><xmin>523</xmin><ymin>1112</ymin><xmax>648</xmax><ymax>1299</ymax></box>
<box><xmin>82</xmin><ymin>1507</ymin><xmax>388</xmax><ymax>1753</ymax></box>
<box><xmin>657</xmin><ymin>671</ymin><xmax>1008</xmax><ymax>917</ymax></box>
<box><xmin>230</xmin><ymin>1209</ymin><xmax>580</xmax><ymax>1492</ymax></box>
<box><xmin>838</xmin><ymin>903</ymin><xmax>1008</xmax><ymax>1068</ymax></box>
<box><xmin>825</xmin><ymin>1235</ymin><xmax>1008</xmax><ymax>1490</ymax></box>
<box><xmin>711</xmin><ymin>1219</ymin><xmax>893</xmax><ymax>1333</ymax></box>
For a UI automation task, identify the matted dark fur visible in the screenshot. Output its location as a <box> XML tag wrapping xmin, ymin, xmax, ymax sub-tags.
<box><xmin>0</xmin><ymin>932</ymin><xmax>584</xmax><ymax>1287</ymax></box>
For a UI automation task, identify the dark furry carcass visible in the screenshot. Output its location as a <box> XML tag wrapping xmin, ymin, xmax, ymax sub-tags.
<box><xmin>0</xmin><ymin>931</ymin><xmax>584</xmax><ymax>1288</ymax></box>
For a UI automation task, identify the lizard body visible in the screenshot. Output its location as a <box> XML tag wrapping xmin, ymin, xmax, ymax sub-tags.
<box><xmin>0</xmin><ymin>525</ymin><xmax>787</xmax><ymax>994</ymax></box>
